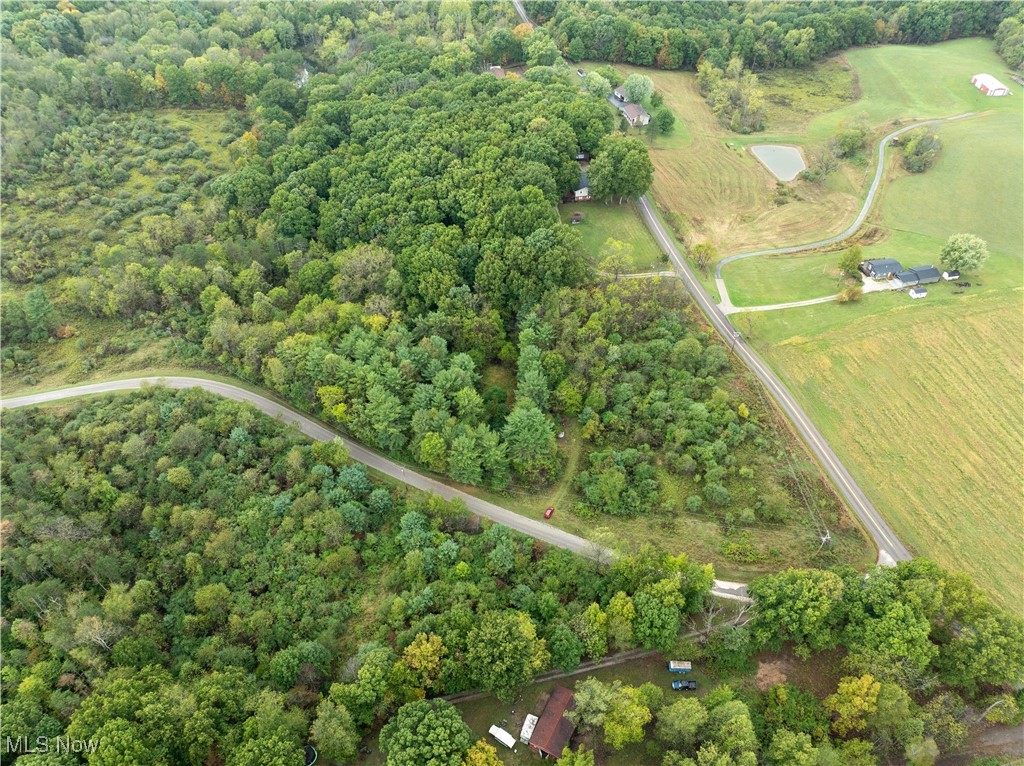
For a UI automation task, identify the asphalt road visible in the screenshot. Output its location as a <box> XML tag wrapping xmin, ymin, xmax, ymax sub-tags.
<box><xmin>511</xmin><ymin>0</ymin><xmax>530</xmax><ymax>25</ymax></box>
<box><xmin>637</xmin><ymin>196</ymin><xmax>911</xmax><ymax>566</ymax></box>
<box><xmin>714</xmin><ymin>112</ymin><xmax>976</xmax><ymax>278</ymax></box>
<box><xmin>1</xmin><ymin>377</ymin><xmax>751</xmax><ymax>602</ymax></box>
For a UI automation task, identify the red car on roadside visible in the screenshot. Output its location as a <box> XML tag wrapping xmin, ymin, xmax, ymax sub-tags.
<box><xmin>544</xmin><ymin>506</ymin><xmax>555</xmax><ymax>519</ymax></box>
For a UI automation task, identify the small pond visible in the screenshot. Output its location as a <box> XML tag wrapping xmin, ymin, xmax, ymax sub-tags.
<box><xmin>750</xmin><ymin>144</ymin><xmax>806</xmax><ymax>182</ymax></box>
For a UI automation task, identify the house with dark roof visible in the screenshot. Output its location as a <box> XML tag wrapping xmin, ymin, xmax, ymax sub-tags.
<box><xmin>859</xmin><ymin>258</ymin><xmax>903</xmax><ymax>279</ymax></box>
<box><xmin>529</xmin><ymin>686</ymin><xmax>576</xmax><ymax>759</ymax></box>
<box><xmin>895</xmin><ymin>265</ymin><xmax>941</xmax><ymax>287</ymax></box>
<box><xmin>894</xmin><ymin>269</ymin><xmax>919</xmax><ymax>287</ymax></box>
<box><xmin>622</xmin><ymin>103</ymin><xmax>651</xmax><ymax>127</ymax></box>
<box><xmin>909</xmin><ymin>265</ymin><xmax>941</xmax><ymax>284</ymax></box>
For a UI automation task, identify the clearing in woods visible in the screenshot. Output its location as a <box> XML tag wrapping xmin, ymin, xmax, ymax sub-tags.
<box><xmin>558</xmin><ymin>201</ymin><xmax>666</xmax><ymax>272</ymax></box>
<box><xmin>738</xmin><ymin>39</ymin><xmax>1023</xmax><ymax>612</ymax></box>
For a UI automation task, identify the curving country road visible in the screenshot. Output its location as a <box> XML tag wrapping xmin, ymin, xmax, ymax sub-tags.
<box><xmin>714</xmin><ymin>112</ymin><xmax>977</xmax><ymax>281</ymax></box>
<box><xmin>0</xmin><ymin>377</ymin><xmax>751</xmax><ymax>602</ymax></box>
<box><xmin>637</xmin><ymin>196</ymin><xmax>911</xmax><ymax>566</ymax></box>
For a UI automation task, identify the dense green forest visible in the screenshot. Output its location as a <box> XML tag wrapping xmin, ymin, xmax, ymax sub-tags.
<box><xmin>3</xmin><ymin>392</ymin><xmax>1021</xmax><ymax>765</ymax></box>
<box><xmin>0</xmin><ymin>389</ymin><xmax>713</xmax><ymax>764</ymax></box>
<box><xmin>0</xmin><ymin>0</ymin><xmax>855</xmax><ymax>565</ymax></box>
<box><xmin>526</xmin><ymin>0</ymin><xmax>1016</xmax><ymax>71</ymax></box>
<box><xmin>2</xmin><ymin>2</ymin><xmax>1024</xmax><ymax>764</ymax></box>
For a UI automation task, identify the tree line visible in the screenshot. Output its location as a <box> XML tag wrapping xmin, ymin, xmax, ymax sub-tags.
<box><xmin>526</xmin><ymin>1</ymin><xmax>1015</xmax><ymax>72</ymax></box>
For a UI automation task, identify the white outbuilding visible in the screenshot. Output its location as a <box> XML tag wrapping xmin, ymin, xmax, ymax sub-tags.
<box><xmin>488</xmin><ymin>725</ymin><xmax>517</xmax><ymax>749</ymax></box>
<box><xmin>971</xmin><ymin>73</ymin><xmax>1010</xmax><ymax>96</ymax></box>
<box><xmin>520</xmin><ymin>714</ymin><xmax>538</xmax><ymax>744</ymax></box>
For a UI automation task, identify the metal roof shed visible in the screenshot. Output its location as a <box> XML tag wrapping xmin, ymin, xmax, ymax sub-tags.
<box><xmin>894</xmin><ymin>270</ymin><xmax>920</xmax><ymax>286</ymax></box>
<box><xmin>489</xmin><ymin>725</ymin><xmax>517</xmax><ymax>749</ymax></box>
<box><xmin>910</xmin><ymin>265</ymin><xmax>941</xmax><ymax>284</ymax></box>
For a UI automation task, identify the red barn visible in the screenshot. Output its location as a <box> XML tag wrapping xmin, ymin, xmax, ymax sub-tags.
<box><xmin>971</xmin><ymin>73</ymin><xmax>1010</xmax><ymax>96</ymax></box>
<box><xmin>529</xmin><ymin>686</ymin><xmax>576</xmax><ymax>759</ymax></box>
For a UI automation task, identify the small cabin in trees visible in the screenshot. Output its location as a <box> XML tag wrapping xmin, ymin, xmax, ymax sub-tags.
<box><xmin>613</xmin><ymin>85</ymin><xmax>629</xmax><ymax>102</ymax></box>
<box><xmin>573</xmin><ymin>169</ymin><xmax>590</xmax><ymax>201</ymax></box>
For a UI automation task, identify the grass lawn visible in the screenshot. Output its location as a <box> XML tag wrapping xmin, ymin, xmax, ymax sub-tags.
<box><xmin>805</xmin><ymin>39</ymin><xmax>1019</xmax><ymax>138</ymax></box>
<box><xmin>736</xmin><ymin>38</ymin><xmax>1023</xmax><ymax>613</ymax></box>
<box><xmin>560</xmin><ymin>201</ymin><xmax>667</xmax><ymax>272</ymax></box>
<box><xmin>726</xmin><ymin>250</ymin><xmax>849</xmax><ymax>307</ymax></box>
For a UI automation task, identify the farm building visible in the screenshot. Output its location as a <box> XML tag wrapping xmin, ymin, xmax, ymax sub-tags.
<box><xmin>942</xmin><ymin>269</ymin><xmax>960</xmax><ymax>281</ymax></box>
<box><xmin>910</xmin><ymin>265</ymin><xmax>941</xmax><ymax>283</ymax></box>
<box><xmin>909</xmin><ymin>287</ymin><xmax>928</xmax><ymax>299</ymax></box>
<box><xmin>971</xmin><ymin>73</ymin><xmax>1010</xmax><ymax>96</ymax></box>
<box><xmin>860</xmin><ymin>258</ymin><xmax>903</xmax><ymax>279</ymax></box>
<box><xmin>529</xmin><ymin>686</ymin><xmax>576</xmax><ymax>759</ymax></box>
<box><xmin>895</xmin><ymin>265</ymin><xmax>941</xmax><ymax>287</ymax></box>
<box><xmin>622</xmin><ymin>103</ymin><xmax>651</xmax><ymax>127</ymax></box>
<box><xmin>894</xmin><ymin>270</ymin><xmax>919</xmax><ymax>287</ymax></box>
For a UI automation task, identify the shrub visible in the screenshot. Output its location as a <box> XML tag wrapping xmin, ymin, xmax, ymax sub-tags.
<box><xmin>836</xmin><ymin>285</ymin><xmax>863</xmax><ymax>303</ymax></box>
<box><xmin>902</xmin><ymin>129</ymin><xmax>942</xmax><ymax>172</ymax></box>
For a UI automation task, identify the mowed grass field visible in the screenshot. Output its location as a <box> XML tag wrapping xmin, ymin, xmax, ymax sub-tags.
<box><xmin>742</xmin><ymin>39</ymin><xmax>1023</xmax><ymax>611</ymax></box>
<box><xmin>613</xmin><ymin>64</ymin><xmax>864</xmax><ymax>255</ymax></box>
<box><xmin>727</xmin><ymin>250</ymin><xmax>848</xmax><ymax>306</ymax></box>
<box><xmin>806</xmin><ymin>39</ymin><xmax>1019</xmax><ymax>136</ymax></box>
<box><xmin>559</xmin><ymin>201</ymin><xmax>666</xmax><ymax>271</ymax></box>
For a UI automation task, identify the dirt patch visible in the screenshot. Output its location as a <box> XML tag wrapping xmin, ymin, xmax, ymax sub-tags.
<box><xmin>755</xmin><ymin>658</ymin><xmax>791</xmax><ymax>690</ymax></box>
<box><xmin>852</xmin><ymin>225</ymin><xmax>890</xmax><ymax>247</ymax></box>
<box><xmin>752</xmin><ymin>646</ymin><xmax>847</xmax><ymax>698</ymax></box>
